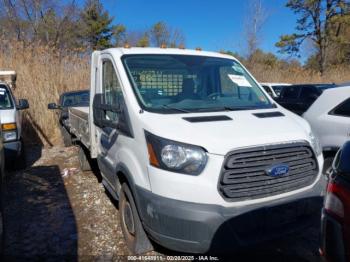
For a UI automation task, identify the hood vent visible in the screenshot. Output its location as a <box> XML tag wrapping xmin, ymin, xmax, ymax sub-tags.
<box><xmin>253</xmin><ymin>112</ymin><xmax>284</xmax><ymax>118</ymax></box>
<box><xmin>183</xmin><ymin>115</ymin><xmax>232</xmax><ymax>123</ymax></box>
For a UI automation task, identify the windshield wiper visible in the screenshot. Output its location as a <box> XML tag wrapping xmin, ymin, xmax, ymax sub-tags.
<box><xmin>161</xmin><ymin>105</ymin><xmax>191</xmax><ymax>113</ymax></box>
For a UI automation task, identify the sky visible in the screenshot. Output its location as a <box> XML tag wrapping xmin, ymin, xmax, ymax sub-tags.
<box><xmin>100</xmin><ymin>0</ymin><xmax>303</xmax><ymax>59</ymax></box>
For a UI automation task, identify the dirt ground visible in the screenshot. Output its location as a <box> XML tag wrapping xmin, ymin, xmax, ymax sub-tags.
<box><xmin>3</xmin><ymin>145</ymin><xmax>325</xmax><ymax>261</ymax></box>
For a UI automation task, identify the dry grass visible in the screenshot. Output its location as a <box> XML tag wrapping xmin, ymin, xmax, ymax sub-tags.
<box><xmin>250</xmin><ymin>64</ymin><xmax>350</xmax><ymax>84</ymax></box>
<box><xmin>0</xmin><ymin>39</ymin><xmax>89</xmax><ymax>146</ymax></box>
<box><xmin>0</xmin><ymin>39</ymin><xmax>349</xmax><ymax>145</ymax></box>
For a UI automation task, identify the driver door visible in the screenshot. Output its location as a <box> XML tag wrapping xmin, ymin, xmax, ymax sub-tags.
<box><xmin>95</xmin><ymin>56</ymin><xmax>125</xmax><ymax>189</ymax></box>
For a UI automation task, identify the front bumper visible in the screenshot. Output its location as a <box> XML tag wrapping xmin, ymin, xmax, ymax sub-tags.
<box><xmin>321</xmin><ymin>210</ymin><xmax>348</xmax><ymax>262</ymax></box>
<box><xmin>4</xmin><ymin>140</ymin><xmax>21</xmax><ymax>159</ymax></box>
<box><xmin>136</xmin><ymin>177</ymin><xmax>326</xmax><ymax>254</ymax></box>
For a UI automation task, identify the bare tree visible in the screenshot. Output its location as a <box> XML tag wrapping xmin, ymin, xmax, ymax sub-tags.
<box><xmin>243</xmin><ymin>0</ymin><xmax>268</xmax><ymax>59</ymax></box>
<box><xmin>276</xmin><ymin>0</ymin><xmax>350</xmax><ymax>75</ymax></box>
<box><xmin>1</xmin><ymin>0</ymin><xmax>24</xmax><ymax>40</ymax></box>
<box><xmin>169</xmin><ymin>28</ymin><xmax>185</xmax><ymax>48</ymax></box>
<box><xmin>112</xmin><ymin>24</ymin><xmax>127</xmax><ymax>47</ymax></box>
<box><xmin>124</xmin><ymin>30</ymin><xmax>148</xmax><ymax>46</ymax></box>
<box><xmin>149</xmin><ymin>21</ymin><xmax>185</xmax><ymax>47</ymax></box>
<box><xmin>149</xmin><ymin>21</ymin><xmax>169</xmax><ymax>47</ymax></box>
<box><xmin>1</xmin><ymin>0</ymin><xmax>81</xmax><ymax>49</ymax></box>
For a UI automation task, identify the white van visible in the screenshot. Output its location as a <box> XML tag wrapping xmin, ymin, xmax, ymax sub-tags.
<box><xmin>303</xmin><ymin>85</ymin><xmax>350</xmax><ymax>154</ymax></box>
<box><xmin>0</xmin><ymin>71</ymin><xmax>29</xmax><ymax>166</ymax></box>
<box><xmin>68</xmin><ymin>48</ymin><xmax>325</xmax><ymax>254</ymax></box>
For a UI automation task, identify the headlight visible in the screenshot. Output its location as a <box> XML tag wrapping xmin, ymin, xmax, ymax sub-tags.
<box><xmin>145</xmin><ymin>131</ymin><xmax>207</xmax><ymax>175</ymax></box>
<box><xmin>2</xmin><ymin>123</ymin><xmax>17</xmax><ymax>142</ymax></box>
<box><xmin>3</xmin><ymin>130</ymin><xmax>17</xmax><ymax>142</ymax></box>
<box><xmin>309</xmin><ymin>130</ymin><xmax>322</xmax><ymax>156</ymax></box>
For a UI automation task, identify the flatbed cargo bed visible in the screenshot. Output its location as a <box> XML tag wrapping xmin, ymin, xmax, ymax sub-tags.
<box><xmin>69</xmin><ymin>107</ymin><xmax>90</xmax><ymax>149</ymax></box>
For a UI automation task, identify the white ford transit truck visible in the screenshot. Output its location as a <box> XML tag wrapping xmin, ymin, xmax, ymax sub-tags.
<box><xmin>68</xmin><ymin>47</ymin><xmax>326</xmax><ymax>254</ymax></box>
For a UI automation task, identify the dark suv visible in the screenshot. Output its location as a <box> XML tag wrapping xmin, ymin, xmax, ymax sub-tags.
<box><xmin>321</xmin><ymin>141</ymin><xmax>350</xmax><ymax>262</ymax></box>
<box><xmin>276</xmin><ymin>84</ymin><xmax>336</xmax><ymax>115</ymax></box>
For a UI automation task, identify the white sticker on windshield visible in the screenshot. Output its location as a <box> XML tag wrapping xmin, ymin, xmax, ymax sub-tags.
<box><xmin>228</xmin><ymin>74</ymin><xmax>252</xmax><ymax>87</ymax></box>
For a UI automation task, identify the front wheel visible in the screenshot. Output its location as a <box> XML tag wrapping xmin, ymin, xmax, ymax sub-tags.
<box><xmin>0</xmin><ymin>208</ymin><xmax>3</xmax><ymax>255</ymax></box>
<box><xmin>0</xmin><ymin>152</ymin><xmax>5</xmax><ymax>254</ymax></box>
<box><xmin>6</xmin><ymin>140</ymin><xmax>26</xmax><ymax>170</ymax></box>
<box><xmin>119</xmin><ymin>183</ymin><xmax>153</xmax><ymax>254</ymax></box>
<box><xmin>60</xmin><ymin>126</ymin><xmax>72</xmax><ymax>147</ymax></box>
<box><xmin>78</xmin><ymin>146</ymin><xmax>91</xmax><ymax>171</ymax></box>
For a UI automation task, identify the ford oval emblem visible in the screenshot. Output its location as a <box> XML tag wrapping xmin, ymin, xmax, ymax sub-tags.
<box><xmin>266</xmin><ymin>164</ymin><xmax>290</xmax><ymax>177</ymax></box>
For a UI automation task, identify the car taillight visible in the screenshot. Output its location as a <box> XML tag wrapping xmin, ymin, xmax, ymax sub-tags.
<box><xmin>324</xmin><ymin>183</ymin><xmax>345</xmax><ymax>219</ymax></box>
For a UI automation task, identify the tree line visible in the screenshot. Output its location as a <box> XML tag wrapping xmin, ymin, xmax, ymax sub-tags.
<box><xmin>276</xmin><ymin>0</ymin><xmax>350</xmax><ymax>74</ymax></box>
<box><xmin>0</xmin><ymin>0</ymin><xmax>349</xmax><ymax>75</ymax></box>
<box><xmin>228</xmin><ymin>0</ymin><xmax>350</xmax><ymax>75</ymax></box>
<box><xmin>0</xmin><ymin>0</ymin><xmax>185</xmax><ymax>50</ymax></box>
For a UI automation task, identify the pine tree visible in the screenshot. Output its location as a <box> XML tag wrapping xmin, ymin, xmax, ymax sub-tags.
<box><xmin>80</xmin><ymin>0</ymin><xmax>114</xmax><ymax>50</ymax></box>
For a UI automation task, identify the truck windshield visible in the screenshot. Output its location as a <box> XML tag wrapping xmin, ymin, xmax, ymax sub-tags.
<box><xmin>122</xmin><ymin>54</ymin><xmax>272</xmax><ymax>113</ymax></box>
<box><xmin>0</xmin><ymin>84</ymin><xmax>14</xmax><ymax>109</ymax></box>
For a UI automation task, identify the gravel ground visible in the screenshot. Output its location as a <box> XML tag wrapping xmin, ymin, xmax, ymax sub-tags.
<box><xmin>2</xmin><ymin>145</ymin><xmax>326</xmax><ymax>261</ymax></box>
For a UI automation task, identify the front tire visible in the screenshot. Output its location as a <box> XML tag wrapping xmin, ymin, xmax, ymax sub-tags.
<box><xmin>78</xmin><ymin>146</ymin><xmax>91</xmax><ymax>171</ymax></box>
<box><xmin>16</xmin><ymin>141</ymin><xmax>26</xmax><ymax>169</ymax></box>
<box><xmin>6</xmin><ymin>140</ymin><xmax>26</xmax><ymax>170</ymax></box>
<box><xmin>119</xmin><ymin>183</ymin><xmax>153</xmax><ymax>254</ymax></box>
<box><xmin>0</xmin><ymin>149</ymin><xmax>5</xmax><ymax>254</ymax></box>
<box><xmin>0</xmin><ymin>209</ymin><xmax>3</xmax><ymax>255</ymax></box>
<box><xmin>60</xmin><ymin>126</ymin><xmax>72</xmax><ymax>147</ymax></box>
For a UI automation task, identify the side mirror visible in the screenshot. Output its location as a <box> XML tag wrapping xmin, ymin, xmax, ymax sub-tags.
<box><xmin>48</xmin><ymin>103</ymin><xmax>60</xmax><ymax>110</ymax></box>
<box><xmin>92</xmin><ymin>94</ymin><xmax>119</xmax><ymax>129</ymax></box>
<box><xmin>92</xmin><ymin>93</ymin><xmax>133</xmax><ymax>137</ymax></box>
<box><xmin>332</xmin><ymin>141</ymin><xmax>350</xmax><ymax>178</ymax></box>
<box><xmin>92</xmin><ymin>94</ymin><xmax>104</xmax><ymax>128</ymax></box>
<box><xmin>17</xmin><ymin>99</ymin><xmax>29</xmax><ymax>110</ymax></box>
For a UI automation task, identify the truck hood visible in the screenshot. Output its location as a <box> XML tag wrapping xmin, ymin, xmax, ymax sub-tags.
<box><xmin>141</xmin><ymin>109</ymin><xmax>312</xmax><ymax>155</ymax></box>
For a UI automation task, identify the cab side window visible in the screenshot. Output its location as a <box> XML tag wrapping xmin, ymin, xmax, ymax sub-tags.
<box><xmin>331</xmin><ymin>98</ymin><xmax>350</xmax><ymax>117</ymax></box>
<box><xmin>102</xmin><ymin>60</ymin><xmax>123</xmax><ymax>122</ymax></box>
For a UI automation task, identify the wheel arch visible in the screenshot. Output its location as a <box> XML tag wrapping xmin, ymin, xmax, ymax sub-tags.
<box><xmin>115</xmin><ymin>163</ymin><xmax>143</xmax><ymax>213</ymax></box>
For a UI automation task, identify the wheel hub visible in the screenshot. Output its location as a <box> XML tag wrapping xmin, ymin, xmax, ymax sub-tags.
<box><xmin>123</xmin><ymin>202</ymin><xmax>135</xmax><ymax>235</ymax></box>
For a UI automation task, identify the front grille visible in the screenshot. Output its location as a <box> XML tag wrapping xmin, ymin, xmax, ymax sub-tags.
<box><xmin>219</xmin><ymin>142</ymin><xmax>319</xmax><ymax>201</ymax></box>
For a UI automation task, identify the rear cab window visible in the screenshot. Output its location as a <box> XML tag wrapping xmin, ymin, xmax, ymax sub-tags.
<box><xmin>61</xmin><ymin>91</ymin><xmax>90</xmax><ymax>107</ymax></box>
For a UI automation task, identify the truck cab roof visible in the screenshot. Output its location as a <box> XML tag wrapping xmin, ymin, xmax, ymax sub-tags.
<box><xmin>99</xmin><ymin>47</ymin><xmax>239</xmax><ymax>61</ymax></box>
<box><xmin>0</xmin><ymin>71</ymin><xmax>17</xmax><ymax>89</ymax></box>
